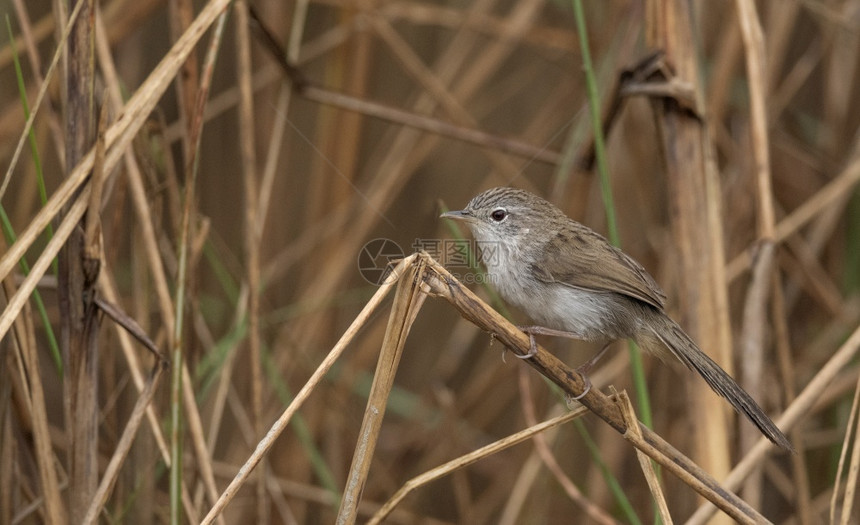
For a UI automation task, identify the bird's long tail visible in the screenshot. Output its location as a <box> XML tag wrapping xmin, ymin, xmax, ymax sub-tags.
<box><xmin>644</xmin><ymin>313</ymin><xmax>793</xmax><ymax>452</ymax></box>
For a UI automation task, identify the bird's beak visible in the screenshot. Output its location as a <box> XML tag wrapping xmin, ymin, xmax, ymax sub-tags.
<box><xmin>440</xmin><ymin>209</ymin><xmax>471</xmax><ymax>221</ymax></box>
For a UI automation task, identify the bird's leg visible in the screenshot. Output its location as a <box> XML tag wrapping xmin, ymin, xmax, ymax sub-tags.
<box><xmin>566</xmin><ymin>341</ymin><xmax>614</xmax><ymax>400</ymax></box>
<box><xmin>515</xmin><ymin>325</ymin><xmax>586</xmax><ymax>359</ymax></box>
<box><xmin>577</xmin><ymin>341</ymin><xmax>613</xmax><ymax>375</ymax></box>
<box><xmin>514</xmin><ymin>327</ymin><xmax>614</xmax><ymax>400</ymax></box>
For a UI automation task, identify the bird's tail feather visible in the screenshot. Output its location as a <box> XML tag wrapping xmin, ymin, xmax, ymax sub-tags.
<box><xmin>645</xmin><ymin>314</ymin><xmax>793</xmax><ymax>452</ymax></box>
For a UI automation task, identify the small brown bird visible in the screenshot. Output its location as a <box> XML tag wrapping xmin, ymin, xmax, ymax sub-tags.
<box><xmin>442</xmin><ymin>187</ymin><xmax>792</xmax><ymax>451</ymax></box>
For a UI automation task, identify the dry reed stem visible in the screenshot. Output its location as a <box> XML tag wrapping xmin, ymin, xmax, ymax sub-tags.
<box><xmin>617</xmin><ymin>390</ymin><xmax>672</xmax><ymax>524</ymax></box>
<box><xmin>169</xmin><ymin>0</ymin><xmax>200</xmax><ymax>162</ymax></box>
<box><xmin>180</xmin><ymin>358</ymin><xmax>220</xmax><ymax>521</ymax></box>
<box><xmin>0</xmin><ymin>0</ymin><xmax>231</xmax><ymax>296</ymax></box>
<box><xmin>0</xmin><ymin>188</ymin><xmax>88</xmax><ymax>348</ymax></box>
<box><xmin>252</xmin><ymin>0</ymin><xmax>306</xmax><ymax>279</ymax></box>
<box><xmin>768</xmin><ymin>38</ymin><xmax>822</xmax><ymax>126</ymax></box>
<box><xmin>61</xmin><ymin>1</ymin><xmax>99</xmax><ymax>516</ymax></box>
<box><xmin>688</xmin><ymin>322</ymin><xmax>860</xmax><ymax>524</ymax></box>
<box><xmin>1</xmin><ymin>2</ymin><xmax>855</xmax><ymax>521</ymax></box>
<box><xmin>831</xmin><ymin>369</ymin><xmax>860</xmax><ymax>524</ymax></box>
<box><xmin>233</xmin><ymin>0</ymin><xmax>266</xmax><ymax>521</ymax></box>
<box><xmin>738</xmin><ymin>240</ymin><xmax>774</xmax><ymax>499</ymax></box>
<box><xmin>645</xmin><ymin>0</ymin><xmax>734</xmax><ymax>483</ymax></box>
<box><xmin>92</xmin><ymin>10</ymin><xmax>208</xmax><ymax>521</ymax></box>
<box><xmin>0</xmin><ymin>0</ymin><xmax>86</xmax><ymax>200</ymax></box>
<box><xmin>499</xmin><ymin>442</ymin><xmax>546</xmax><ymax>524</ymax></box>
<box><xmin>1</xmin><ymin>3</ymin><xmax>233</xmax><ymax>522</ymax></box>
<box><xmin>80</xmin><ymin>359</ymin><xmax>167</xmax><ymax>524</ymax></box>
<box><xmin>380</xmin><ymin>2</ymin><xmax>576</xmax><ymax>51</ymax></box>
<box><xmin>369</xmin><ymin>405</ymin><xmax>590</xmax><ymax>524</ymax></box>
<box><xmin>726</xmin><ymin>148</ymin><xmax>860</xmax><ymax>281</ymax></box>
<box><xmin>10</xmin><ymin>0</ymin><xmax>66</xmax><ymax>165</ymax></box>
<box><xmin>248</xmin><ymin>7</ymin><xmax>562</xmax><ymax>165</ymax></box>
<box><xmin>93</xmin><ymin>5</ymin><xmax>175</xmax><ymax>329</ymax></box>
<box><xmin>734</xmin><ymin>0</ymin><xmax>775</xmax><ymax>237</ymax></box>
<box><xmin>171</xmin><ymin>7</ymin><xmax>231</xmax><ymax>522</ymax></box>
<box><xmin>207</xmin><ymin>461</ymin><xmax>422</xmax><ymax>524</ymax></box>
<box><xmin>337</xmin><ymin>258</ymin><xmax>428</xmax><ymax>524</ymax></box>
<box><xmin>97</xmin><ymin>275</ymin><xmax>170</xmax><ymax>453</ymax></box>
<box><xmin>304</xmin><ymin>81</ymin><xmax>562</xmax><ymax>165</ymax></box>
<box><xmin>203</xmin><ymin>284</ymin><xmax>247</xmax><ymax>466</ymax></box>
<box><xmin>771</xmin><ymin>275</ymin><xmax>813</xmax><ymax>524</ymax></box>
<box><xmin>517</xmin><ymin>369</ymin><xmax>617</xmax><ymax>524</ymax></box>
<box><xmin>2</xmin><ymin>278</ymin><xmax>67</xmax><ymax>524</ymax></box>
<box><xmin>733</xmin><ymin>5</ymin><xmax>779</xmax><ymax>503</ymax></box>
<box><xmin>201</xmin><ymin>257</ymin><xmax>410</xmax><ymax>524</ymax></box>
<box><xmin>256</xmin><ymin>83</ymin><xmax>291</xmax><ymax>231</ymax></box>
<box><xmin>421</xmin><ymin>253</ymin><xmax>768</xmax><ymax>523</ymax></box>
<box><xmin>367</xmin><ymin>14</ymin><xmax>521</xmax><ymax>178</ymax></box>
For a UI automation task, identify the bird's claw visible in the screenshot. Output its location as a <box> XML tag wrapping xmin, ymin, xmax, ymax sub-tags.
<box><xmin>515</xmin><ymin>332</ymin><xmax>538</xmax><ymax>359</ymax></box>
<box><xmin>570</xmin><ymin>373</ymin><xmax>592</xmax><ymax>400</ymax></box>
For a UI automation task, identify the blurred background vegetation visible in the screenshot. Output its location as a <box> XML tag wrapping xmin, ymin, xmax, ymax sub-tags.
<box><xmin>1</xmin><ymin>0</ymin><xmax>859</xmax><ymax>523</ymax></box>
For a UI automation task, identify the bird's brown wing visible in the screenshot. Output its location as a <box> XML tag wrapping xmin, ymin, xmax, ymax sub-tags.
<box><xmin>530</xmin><ymin>227</ymin><xmax>667</xmax><ymax>310</ymax></box>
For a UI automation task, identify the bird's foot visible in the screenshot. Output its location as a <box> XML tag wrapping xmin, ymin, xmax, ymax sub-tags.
<box><xmin>567</xmin><ymin>372</ymin><xmax>592</xmax><ymax>402</ymax></box>
<box><xmin>514</xmin><ymin>330</ymin><xmax>539</xmax><ymax>359</ymax></box>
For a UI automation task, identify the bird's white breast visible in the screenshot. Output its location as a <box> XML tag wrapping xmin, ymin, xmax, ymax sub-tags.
<box><xmin>485</xmin><ymin>243</ymin><xmax>613</xmax><ymax>340</ymax></box>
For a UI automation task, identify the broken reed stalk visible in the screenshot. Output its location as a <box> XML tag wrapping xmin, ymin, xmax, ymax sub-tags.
<box><xmin>336</xmin><ymin>258</ymin><xmax>428</xmax><ymax>524</ymax></box>
<box><xmin>200</xmin><ymin>257</ymin><xmax>411</xmax><ymax>524</ymax></box>
<box><xmin>617</xmin><ymin>391</ymin><xmax>672</xmax><ymax>523</ymax></box>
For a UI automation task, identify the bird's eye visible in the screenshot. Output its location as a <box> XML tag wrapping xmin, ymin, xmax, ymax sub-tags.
<box><xmin>490</xmin><ymin>208</ymin><xmax>507</xmax><ymax>222</ymax></box>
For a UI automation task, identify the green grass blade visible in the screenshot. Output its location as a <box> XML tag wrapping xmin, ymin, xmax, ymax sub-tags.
<box><xmin>5</xmin><ymin>16</ymin><xmax>55</xmax><ymax>272</ymax></box>
<box><xmin>571</xmin><ymin>4</ymin><xmax>661</xmax><ymax>521</ymax></box>
<box><xmin>570</xmin><ymin>0</ymin><xmax>653</xmax><ymax>428</ymax></box>
<box><xmin>0</xmin><ymin>205</ymin><xmax>62</xmax><ymax>375</ymax></box>
<box><xmin>3</xmin><ymin>16</ymin><xmax>62</xmax><ymax>375</ymax></box>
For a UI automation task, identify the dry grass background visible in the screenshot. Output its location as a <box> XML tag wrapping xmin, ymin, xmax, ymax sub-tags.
<box><xmin>1</xmin><ymin>0</ymin><xmax>859</xmax><ymax>523</ymax></box>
